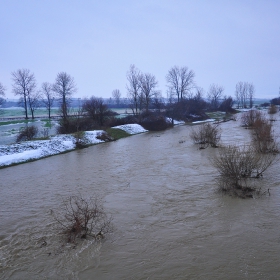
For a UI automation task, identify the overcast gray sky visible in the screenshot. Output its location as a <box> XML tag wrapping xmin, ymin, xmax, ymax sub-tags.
<box><xmin>1</xmin><ymin>0</ymin><xmax>279</xmax><ymax>100</ymax></box>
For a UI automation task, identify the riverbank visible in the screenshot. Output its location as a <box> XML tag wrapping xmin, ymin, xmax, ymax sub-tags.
<box><xmin>0</xmin><ymin>124</ymin><xmax>148</xmax><ymax>168</ymax></box>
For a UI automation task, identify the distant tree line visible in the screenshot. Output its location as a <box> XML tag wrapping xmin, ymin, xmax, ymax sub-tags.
<box><xmin>1</xmin><ymin>66</ymin><xmax>279</xmax><ymax>128</ymax></box>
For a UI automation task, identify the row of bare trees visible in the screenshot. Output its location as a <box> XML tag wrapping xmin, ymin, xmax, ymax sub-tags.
<box><xmin>190</xmin><ymin>108</ymin><xmax>279</xmax><ymax>198</ymax></box>
<box><xmin>125</xmin><ymin>64</ymin><xmax>237</xmax><ymax>116</ymax></box>
<box><xmin>11</xmin><ymin>69</ymin><xmax>76</xmax><ymax>119</ymax></box>
<box><xmin>126</xmin><ymin>65</ymin><xmax>159</xmax><ymax>115</ymax></box>
<box><xmin>210</xmin><ymin>110</ymin><xmax>278</xmax><ymax>197</ymax></box>
<box><xmin>235</xmin><ymin>81</ymin><xmax>255</xmax><ymax>109</ymax></box>
<box><xmin>6</xmin><ymin>66</ymin><xmax>257</xmax><ymax>121</ymax></box>
<box><xmin>241</xmin><ymin>110</ymin><xmax>279</xmax><ymax>153</ymax></box>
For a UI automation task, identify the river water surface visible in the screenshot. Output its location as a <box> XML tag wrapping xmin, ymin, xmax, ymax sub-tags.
<box><xmin>1</xmin><ymin>115</ymin><xmax>280</xmax><ymax>279</ymax></box>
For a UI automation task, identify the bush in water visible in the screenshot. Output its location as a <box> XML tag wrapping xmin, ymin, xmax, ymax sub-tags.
<box><xmin>190</xmin><ymin>122</ymin><xmax>221</xmax><ymax>149</ymax></box>
<box><xmin>53</xmin><ymin>195</ymin><xmax>113</xmax><ymax>243</ymax></box>
<box><xmin>211</xmin><ymin>144</ymin><xmax>277</xmax><ymax>198</ymax></box>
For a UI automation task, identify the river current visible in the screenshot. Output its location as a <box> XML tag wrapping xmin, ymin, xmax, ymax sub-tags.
<box><xmin>1</xmin><ymin>115</ymin><xmax>280</xmax><ymax>279</ymax></box>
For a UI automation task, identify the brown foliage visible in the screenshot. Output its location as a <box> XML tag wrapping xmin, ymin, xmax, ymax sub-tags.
<box><xmin>251</xmin><ymin>118</ymin><xmax>278</xmax><ymax>153</ymax></box>
<box><xmin>240</xmin><ymin>110</ymin><xmax>264</xmax><ymax>128</ymax></box>
<box><xmin>268</xmin><ymin>104</ymin><xmax>278</xmax><ymax>114</ymax></box>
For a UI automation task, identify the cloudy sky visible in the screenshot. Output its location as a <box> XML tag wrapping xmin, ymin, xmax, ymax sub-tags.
<box><xmin>1</xmin><ymin>0</ymin><xmax>279</xmax><ymax>100</ymax></box>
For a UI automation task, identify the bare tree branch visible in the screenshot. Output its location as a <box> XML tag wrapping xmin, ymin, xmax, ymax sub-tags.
<box><xmin>41</xmin><ymin>82</ymin><xmax>55</xmax><ymax>119</ymax></box>
<box><xmin>53</xmin><ymin>72</ymin><xmax>77</xmax><ymax>121</ymax></box>
<box><xmin>126</xmin><ymin>65</ymin><xmax>141</xmax><ymax>115</ymax></box>
<box><xmin>12</xmin><ymin>69</ymin><xmax>36</xmax><ymax>119</ymax></box>
<box><xmin>112</xmin><ymin>89</ymin><xmax>121</xmax><ymax>105</ymax></box>
<box><xmin>207</xmin><ymin>84</ymin><xmax>224</xmax><ymax>110</ymax></box>
<box><xmin>166</xmin><ymin>66</ymin><xmax>195</xmax><ymax>102</ymax></box>
<box><xmin>139</xmin><ymin>72</ymin><xmax>158</xmax><ymax>112</ymax></box>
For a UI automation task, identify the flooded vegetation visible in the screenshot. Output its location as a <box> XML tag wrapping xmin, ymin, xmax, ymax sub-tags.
<box><xmin>1</xmin><ymin>112</ymin><xmax>280</xmax><ymax>279</ymax></box>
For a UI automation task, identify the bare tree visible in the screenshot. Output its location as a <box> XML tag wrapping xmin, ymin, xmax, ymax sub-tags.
<box><xmin>112</xmin><ymin>89</ymin><xmax>121</xmax><ymax>105</ymax></box>
<box><xmin>82</xmin><ymin>96</ymin><xmax>109</xmax><ymax>126</ymax></box>
<box><xmin>152</xmin><ymin>91</ymin><xmax>165</xmax><ymax>112</ymax></box>
<box><xmin>248</xmin><ymin>83</ymin><xmax>255</xmax><ymax>108</ymax></box>
<box><xmin>53</xmin><ymin>72</ymin><xmax>76</xmax><ymax>121</ymax></box>
<box><xmin>235</xmin><ymin>82</ymin><xmax>246</xmax><ymax>108</ymax></box>
<box><xmin>28</xmin><ymin>90</ymin><xmax>42</xmax><ymax>119</ymax></box>
<box><xmin>41</xmin><ymin>82</ymin><xmax>55</xmax><ymax>119</ymax></box>
<box><xmin>166</xmin><ymin>66</ymin><xmax>195</xmax><ymax>102</ymax></box>
<box><xmin>235</xmin><ymin>82</ymin><xmax>254</xmax><ymax>108</ymax></box>
<box><xmin>207</xmin><ymin>84</ymin><xmax>224</xmax><ymax>110</ymax></box>
<box><xmin>219</xmin><ymin>95</ymin><xmax>234</xmax><ymax>112</ymax></box>
<box><xmin>186</xmin><ymin>87</ymin><xmax>207</xmax><ymax>114</ymax></box>
<box><xmin>235</xmin><ymin>83</ymin><xmax>241</xmax><ymax>109</ymax></box>
<box><xmin>139</xmin><ymin>72</ymin><xmax>158</xmax><ymax>112</ymax></box>
<box><xmin>0</xmin><ymin>82</ymin><xmax>6</xmax><ymax>109</ymax></box>
<box><xmin>126</xmin><ymin>65</ymin><xmax>141</xmax><ymax>115</ymax></box>
<box><xmin>12</xmin><ymin>69</ymin><xmax>36</xmax><ymax>119</ymax></box>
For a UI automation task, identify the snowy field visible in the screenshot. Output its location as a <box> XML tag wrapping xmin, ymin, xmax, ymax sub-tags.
<box><xmin>0</xmin><ymin>124</ymin><xmax>148</xmax><ymax>168</ymax></box>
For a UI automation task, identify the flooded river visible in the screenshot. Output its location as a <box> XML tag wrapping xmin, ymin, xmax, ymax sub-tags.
<box><xmin>1</xmin><ymin>116</ymin><xmax>280</xmax><ymax>279</ymax></box>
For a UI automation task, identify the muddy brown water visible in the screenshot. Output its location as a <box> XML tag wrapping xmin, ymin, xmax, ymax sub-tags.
<box><xmin>1</xmin><ymin>115</ymin><xmax>280</xmax><ymax>279</ymax></box>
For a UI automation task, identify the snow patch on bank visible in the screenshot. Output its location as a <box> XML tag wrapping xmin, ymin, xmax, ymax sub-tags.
<box><xmin>166</xmin><ymin>118</ymin><xmax>185</xmax><ymax>125</ymax></box>
<box><xmin>192</xmin><ymin>119</ymin><xmax>215</xmax><ymax>124</ymax></box>
<box><xmin>0</xmin><ymin>131</ymin><xmax>106</xmax><ymax>167</ymax></box>
<box><xmin>112</xmin><ymin>124</ymin><xmax>148</xmax><ymax>134</ymax></box>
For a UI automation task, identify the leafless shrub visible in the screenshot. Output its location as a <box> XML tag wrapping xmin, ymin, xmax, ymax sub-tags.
<box><xmin>211</xmin><ymin>145</ymin><xmax>277</xmax><ymax>197</ymax></box>
<box><xmin>16</xmin><ymin>125</ymin><xmax>38</xmax><ymax>142</ymax></box>
<box><xmin>268</xmin><ymin>104</ymin><xmax>278</xmax><ymax>114</ymax></box>
<box><xmin>53</xmin><ymin>195</ymin><xmax>113</xmax><ymax>243</ymax></box>
<box><xmin>190</xmin><ymin>122</ymin><xmax>221</xmax><ymax>148</ymax></box>
<box><xmin>240</xmin><ymin>110</ymin><xmax>264</xmax><ymax>128</ymax></box>
<box><xmin>251</xmin><ymin>118</ymin><xmax>279</xmax><ymax>153</ymax></box>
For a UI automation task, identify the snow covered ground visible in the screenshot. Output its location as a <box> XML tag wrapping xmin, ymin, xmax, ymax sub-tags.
<box><xmin>166</xmin><ymin>118</ymin><xmax>185</xmax><ymax>125</ymax></box>
<box><xmin>0</xmin><ymin>125</ymin><xmax>148</xmax><ymax>168</ymax></box>
<box><xmin>112</xmin><ymin>124</ymin><xmax>148</xmax><ymax>134</ymax></box>
<box><xmin>192</xmin><ymin>119</ymin><xmax>216</xmax><ymax>124</ymax></box>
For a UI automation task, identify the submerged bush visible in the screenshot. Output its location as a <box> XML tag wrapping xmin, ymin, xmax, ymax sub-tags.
<box><xmin>190</xmin><ymin>122</ymin><xmax>221</xmax><ymax>148</ymax></box>
<box><xmin>16</xmin><ymin>125</ymin><xmax>38</xmax><ymax>142</ymax></box>
<box><xmin>268</xmin><ymin>104</ymin><xmax>278</xmax><ymax>114</ymax></box>
<box><xmin>251</xmin><ymin>118</ymin><xmax>279</xmax><ymax>153</ymax></box>
<box><xmin>240</xmin><ymin>110</ymin><xmax>264</xmax><ymax>128</ymax></box>
<box><xmin>53</xmin><ymin>195</ymin><xmax>113</xmax><ymax>243</ymax></box>
<box><xmin>211</xmin><ymin>145</ymin><xmax>277</xmax><ymax>198</ymax></box>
